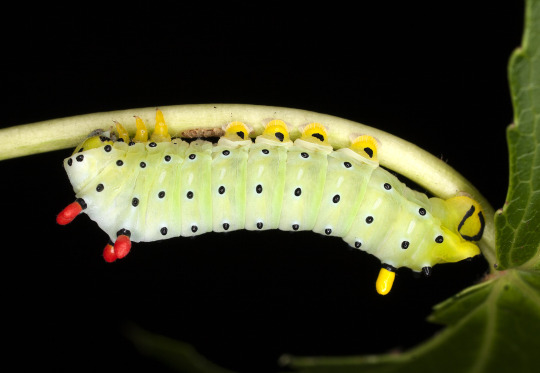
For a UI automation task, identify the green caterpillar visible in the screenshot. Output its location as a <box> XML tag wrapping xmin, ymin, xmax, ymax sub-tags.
<box><xmin>57</xmin><ymin>110</ymin><xmax>485</xmax><ymax>295</ymax></box>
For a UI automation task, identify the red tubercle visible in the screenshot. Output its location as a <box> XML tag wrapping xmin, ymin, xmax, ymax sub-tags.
<box><xmin>56</xmin><ymin>201</ymin><xmax>83</xmax><ymax>225</ymax></box>
<box><xmin>103</xmin><ymin>243</ymin><xmax>117</xmax><ymax>263</ymax></box>
<box><xmin>114</xmin><ymin>235</ymin><xmax>132</xmax><ymax>259</ymax></box>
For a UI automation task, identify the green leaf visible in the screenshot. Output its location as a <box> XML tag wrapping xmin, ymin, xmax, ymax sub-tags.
<box><xmin>494</xmin><ymin>0</ymin><xmax>540</xmax><ymax>271</ymax></box>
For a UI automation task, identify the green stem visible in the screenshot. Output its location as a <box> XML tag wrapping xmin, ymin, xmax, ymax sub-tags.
<box><xmin>0</xmin><ymin>103</ymin><xmax>496</xmax><ymax>268</ymax></box>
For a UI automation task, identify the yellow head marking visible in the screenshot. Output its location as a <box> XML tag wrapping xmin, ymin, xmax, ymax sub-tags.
<box><xmin>446</xmin><ymin>196</ymin><xmax>485</xmax><ymax>242</ymax></box>
<box><xmin>150</xmin><ymin>109</ymin><xmax>171</xmax><ymax>142</ymax></box>
<box><xmin>224</xmin><ymin>121</ymin><xmax>251</xmax><ymax>141</ymax></box>
<box><xmin>375</xmin><ymin>266</ymin><xmax>395</xmax><ymax>295</ymax></box>
<box><xmin>114</xmin><ymin>121</ymin><xmax>130</xmax><ymax>143</ymax></box>
<box><xmin>133</xmin><ymin>116</ymin><xmax>148</xmax><ymax>143</ymax></box>
<box><xmin>350</xmin><ymin>135</ymin><xmax>378</xmax><ymax>162</ymax></box>
<box><xmin>262</xmin><ymin>119</ymin><xmax>291</xmax><ymax>143</ymax></box>
<box><xmin>300</xmin><ymin>122</ymin><xmax>330</xmax><ymax>145</ymax></box>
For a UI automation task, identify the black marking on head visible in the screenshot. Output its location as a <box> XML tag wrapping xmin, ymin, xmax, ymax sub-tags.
<box><xmin>76</xmin><ymin>198</ymin><xmax>87</xmax><ymax>210</ymax></box>
<box><xmin>160</xmin><ymin>227</ymin><xmax>168</xmax><ymax>235</ymax></box>
<box><xmin>384</xmin><ymin>183</ymin><xmax>392</xmax><ymax>190</ymax></box>
<box><xmin>222</xmin><ymin>150</ymin><xmax>230</xmax><ymax>156</ymax></box>
<box><xmin>422</xmin><ymin>266</ymin><xmax>432</xmax><ymax>277</ymax></box>
<box><xmin>67</xmin><ymin>158</ymin><xmax>73</xmax><ymax>166</ymax></box>
<box><xmin>132</xmin><ymin>197</ymin><xmax>139</xmax><ymax>207</ymax></box>
<box><xmin>311</xmin><ymin>133</ymin><xmax>324</xmax><ymax>142</ymax></box>
<box><xmin>164</xmin><ymin>155</ymin><xmax>171</xmax><ymax>162</ymax></box>
<box><xmin>187</xmin><ymin>191</ymin><xmax>194</xmax><ymax>199</ymax></box>
<box><xmin>257</xmin><ymin>222</ymin><xmax>263</xmax><ymax>229</ymax></box>
<box><xmin>117</xmin><ymin>138</ymin><xmax>125</xmax><ymax>143</ymax></box>
<box><xmin>364</xmin><ymin>147</ymin><xmax>374</xmax><ymax>158</ymax></box>
<box><xmin>401</xmin><ymin>241</ymin><xmax>409</xmax><ymax>249</ymax></box>
<box><xmin>292</xmin><ymin>224</ymin><xmax>299</xmax><ymax>231</ymax></box>
<box><xmin>354</xmin><ymin>241</ymin><xmax>362</xmax><ymax>248</ymax></box>
<box><xmin>223</xmin><ymin>223</ymin><xmax>230</xmax><ymax>231</ymax></box>
<box><xmin>140</xmin><ymin>162</ymin><xmax>146</xmax><ymax>168</ymax></box>
<box><xmin>344</xmin><ymin>162</ymin><xmax>352</xmax><ymax>168</ymax></box>
<box><xmin>116</xmin><ymin>160</ymin><xmax>123</xmax><ymax>166</ymax></box>
<box><xmin>382</xmin><ymin>263</ymin><xmax>396</xmax><ymax>272</ymax></box>
<box><xmin>76</xmin><ymin>155</ymin><xmax>84</xmax><ymax>162</ymax></box>
<box><xmin>100</xmin><ymin>136</ymin><xmax>110</xmax><ymax>142</ymax></box>
<box><xmin>128</xmin><ymin>141</ymin><xmax>135</xmax><ymax>146</ymax></box>
<box><xmin>332</xmin><ymin>194</ymin><xmax>340</xmax><ymax>203</ymax></box>
<box><xmin>275</xmin><ymin>132</ymin><xmax>284</xmax><ymax>142</ymax></box>
<box><xmin>96</xmin><ymin>184</ymin><xmax>104</xmax><ymax>192</ymax></box>
<box><xmin>325</xmin><ymin>228</ymin><xmax>332</xmax><ymax>235</ymax></box>
<box><xmin>158</xmin><ymin>191</ymin><xmax>165</xmax><ymax>198</ymax></box>
<box><xmin>104</xmin><ymin>145</ymin><xmax>112</xmax><ymax>152</ymax></box>
<box><xmin>149</xmin><ymin>142</ymin><xmax>157</xmax><ymax>147</ymax></box>
<box><xmin>117</xmin><ymin>228</ymin><xmax>131</xmax><ymax>238</ymax></box>
<box><xmin>191</xmin><ymin>225</ymin><xmax>198</xmax><ymax>233</ymax></box>
<box><xmin>419</xmin><ymin>208</ymin><xmax>426</xmax><ymax>216</ymax></box>
<box><xmin>236</xmin><ymin>131</ymin><xmax>245</xmax><ymax>139</ymax></box>
<box><xmin>262</xmin><ymin>149</ymin><xmax>269</xmax><ymax>154</ymax></box>
<box><xmin>366</xmin><ymin>216</ymin><xmax>374</xmax><ymax>224</ymax></box>
<box><xmin>294</xmin><ymin>188</ymin><xmax>302</xmax><ymax>196</ymax></box>
<box><xmin>435</xmin><ymin>235</ymin><xmax>444</xmax><ymax>243</ymax></box>
<box><xmin>78</xmin><ymin>148</ymin><xmax>84</xmax><ymax>153</ymax></box>
<box><xmin>458</xmin><ymin>206</ymin><xmax>485</xmax><ymax>241</ymax></box>
<box><xmin>301</xmin><ymin>152</ymin><xmax>309</xmax><ymax>158</ymax></box>
<box><xmin>218</xmin><ymin>186</ymin><xmax>226</xmax><ymax>195</ymax></box>
<box><xmin>189</xmin><ymin>153</ymin><xmax>196</xmax><ymax>160</ymax></box>
<box><xmin>256</xmin><ymin>184</ymin><xmax>263</xmax><ymax>194</ymax></box>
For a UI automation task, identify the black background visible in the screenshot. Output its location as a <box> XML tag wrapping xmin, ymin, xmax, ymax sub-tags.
<box><xmin>0</xmin><ymin>2</ymin><xmax>524</xmax><ymax>372</ymax></box>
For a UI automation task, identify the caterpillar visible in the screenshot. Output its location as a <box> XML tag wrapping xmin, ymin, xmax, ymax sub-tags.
<box><xmin>57</xmin><ymin>109</ymin><xmax>485</xmax><ymax>295</ymax></box>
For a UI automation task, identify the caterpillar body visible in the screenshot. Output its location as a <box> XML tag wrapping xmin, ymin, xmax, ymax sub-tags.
<box><xmin>57</xmin><ymin>109</ymin><xmax>485</xmax><ymax>295</ymax></box>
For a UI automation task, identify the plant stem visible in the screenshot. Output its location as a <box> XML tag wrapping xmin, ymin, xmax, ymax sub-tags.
<box><xmin>0</xmin><ymin>103</ymin><xmax>496</xmax><ymax>268</ymax></box>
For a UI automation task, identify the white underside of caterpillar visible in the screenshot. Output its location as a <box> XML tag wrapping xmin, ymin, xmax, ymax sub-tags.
<box><xmin>57</xmin><ymin>110</ymin><xmax>485</xmax><ymax>295</ymax></box>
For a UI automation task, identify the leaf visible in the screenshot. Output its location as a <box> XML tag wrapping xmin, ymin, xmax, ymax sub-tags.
<box><xmin>494</xmin><ymin>0</ymin><xmax>540</xmax><ymax>271</ymax></box>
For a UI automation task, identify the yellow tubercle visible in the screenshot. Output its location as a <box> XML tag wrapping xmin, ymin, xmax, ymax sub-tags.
<box><xmin>150</xmin><ymin>109</ymin><xmax>171</xmax><ymax>142</ymax></box>
<box><xmin>350</xmin><ymin>135</ymin><xmax>378</xmax><ymax>162</ymax></box>
<box><xmin>300</xmin><ymin>122</ymin><xmax>330</xmax><ymax>145</ymax></box>
<box><xmin>72</xmin><ymin>135</ymin><xmax>113</xmax><ymax>154</ymax></box>
<box><xmin>262</xmin><ymin>119</ymin><xmax>291</xmax><ymax>143</ymax></box>
<box><xmin>133</xmin><ymin>116</ymin><xmax>148</xmax><ymax>143</ymax></box>
<box><xmin>375</xmin><ymin>267</ymin><xmax>395</xmax><ymax>295</ymax></box>
<box><xmin>224</xmin><ymin>121</ymin><xmax>251</xmax><ymax>141</ymax></box>
<box><xmin>114</xmin><ymin>121</ymin><xmax>130</xmax><ymax>143</ymax></box>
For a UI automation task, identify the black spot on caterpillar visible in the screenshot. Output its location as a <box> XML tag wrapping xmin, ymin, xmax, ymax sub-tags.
<box><xmin>57</xmin><ymin>111</ymin><xmax>485</xmax><ymax>295</ymax></box>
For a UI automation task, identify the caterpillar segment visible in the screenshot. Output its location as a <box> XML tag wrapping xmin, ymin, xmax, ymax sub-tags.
<box><xmin>58</xmin><ymin>109</ymin><xmax>485</xmax><ymax>295</ymax></box>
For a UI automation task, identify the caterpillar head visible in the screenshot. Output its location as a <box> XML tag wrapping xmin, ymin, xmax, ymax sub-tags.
<box><xmin>446</xmin><ymin>196</ymin><xmax>485</xmax><ymax>242</ymax></box>
<box><xmin>431</xmin><ymin>226</ymin><xmax>481</xmax><ymax>264</ymax></box>
<box><xmin>428</xmin><ymin>196</ymin><xmax>484</xmax><ymax>265</ymax></box>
